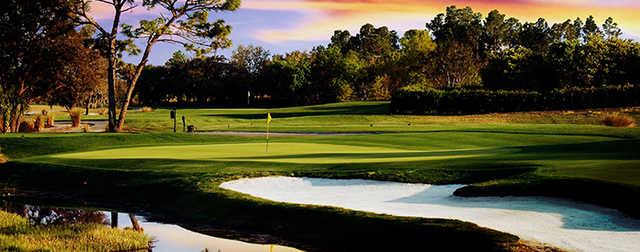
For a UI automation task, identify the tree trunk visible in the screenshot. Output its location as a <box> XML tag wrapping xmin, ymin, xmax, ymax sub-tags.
<box><xmin>116</xmin><ymin>42</ymin><xmax>154</xmax><ymax>130</ymax></box>
<box><xmin>106</xmin><ymin>5</ymin><xmax>123</xmax><ymax>132</ymax></box>
<box><xmin>8</xmin><ymin>104</ymin><xmax>23</xmax><ymax>133</ymax></box>
<box><xmin>128</xmin><ymin>213</ymin><xmax>143</xmax><ymax>232</ymax></box>
<box><xmin>106</xmin><ymin>45</ymin><xmax>118</xmax><ymax>132</ymax></box>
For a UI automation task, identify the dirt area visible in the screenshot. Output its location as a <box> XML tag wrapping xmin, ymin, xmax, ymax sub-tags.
<box><xmin>38</xmin><ymin>120</ymin><xmax>108</xmax><ymax>133</ymax></box>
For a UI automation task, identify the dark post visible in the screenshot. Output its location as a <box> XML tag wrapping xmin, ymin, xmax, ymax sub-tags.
<box><xmin>182</xmin><ymin>116</ymin><xmax>186</xmax><ymax>132</ymax></box>
<box><xmin>170</xmin><ymin>108</ymin><xmax>177</xmax><ymax>133</ymax></box>
<box><xmin>111</xmin><ymin>211</ymin><xmax>118</xmax><ymax>228</ymax></box>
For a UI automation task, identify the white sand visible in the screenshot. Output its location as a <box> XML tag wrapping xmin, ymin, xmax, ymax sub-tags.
<box><xmin>221</xmin><ymin>176</ymin><xmax>640</xmax><ymax>252</ymax></box>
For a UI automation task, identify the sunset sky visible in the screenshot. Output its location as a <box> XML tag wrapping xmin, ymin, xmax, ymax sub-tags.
<box><xmin>93</xmin><ymin>0</ymin><xmax>640</xmax><ymax>64</ymax></box>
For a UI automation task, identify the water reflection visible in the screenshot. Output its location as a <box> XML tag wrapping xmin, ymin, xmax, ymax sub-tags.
<box><xmin>1</xmin><ymin>203</ymin><xmax>108</xmax><ymax>226</ymax></box>
<box><xmin>0</xmin><ymin>201</ymin><xmax>301</xmax><ymax>252</ymax></box>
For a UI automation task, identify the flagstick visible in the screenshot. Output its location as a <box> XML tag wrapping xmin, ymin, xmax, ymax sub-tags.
<box><xmin>266</xmin><ymin>122</ymin><xmax>270</xmax><ymax>153</ymax></box>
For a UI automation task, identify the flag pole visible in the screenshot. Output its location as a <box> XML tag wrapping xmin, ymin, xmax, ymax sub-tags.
<box><xmin>266</xmin><ymin>112</ymin><xmax>271</xmax><ymax>152</ymax></box>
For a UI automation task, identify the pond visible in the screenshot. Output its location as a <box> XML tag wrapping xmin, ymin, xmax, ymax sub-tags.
<box><xmin>0</xmin><ymin>201</ymin><xmax>301</xmax><ymax>252</ymax></box>
<box><xmin>221</xmin><ymin>176</ymin><xmax>640</xmax><ymax>252</ymax></box>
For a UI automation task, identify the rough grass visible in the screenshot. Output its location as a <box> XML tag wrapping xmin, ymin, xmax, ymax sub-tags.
<box><xmin>603</xmin><ymin>113</ymin><xmax>637</xmax><ymax>127</ymax></box>
<box><xmin>0</xmin><ymin>211</ymin><xmax>149</xmax><ymax>251</ymax></box>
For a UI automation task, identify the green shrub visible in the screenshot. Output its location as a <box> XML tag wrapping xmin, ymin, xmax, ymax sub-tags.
<box><xmin>391</xmin><ymin>84</ymin><xmax>640</xmax><ymax>114</ymax></box>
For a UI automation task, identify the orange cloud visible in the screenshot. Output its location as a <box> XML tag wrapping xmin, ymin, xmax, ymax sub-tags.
<box><xmin>243</xmin><ymin>0</ymin><xmax>640</xmax><ymax>42</ymax></box>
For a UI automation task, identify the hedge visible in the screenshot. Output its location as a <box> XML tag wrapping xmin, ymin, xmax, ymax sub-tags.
<box><xmin>390</xmin><ymin>84</ymin><xmax>640</xmax><ymax>114</ymax></box>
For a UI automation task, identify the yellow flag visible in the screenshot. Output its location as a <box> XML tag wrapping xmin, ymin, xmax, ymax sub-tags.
<box><xmin>267</xmin><ymin>112</ymin><xmax>272</xmax><ymax>124</ymax></box>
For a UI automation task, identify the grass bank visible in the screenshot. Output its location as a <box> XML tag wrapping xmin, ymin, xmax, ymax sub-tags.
<box><xmin>0</xmin><ymin>210</ymin><xmax>149</xmax><ymax>251</ymax></box>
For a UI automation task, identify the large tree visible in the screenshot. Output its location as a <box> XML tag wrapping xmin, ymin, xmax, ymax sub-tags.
<box><xmin>427</xmin><ymin>6</ymin><xmax>484</xmax><ymax>88</ymax></box>
<box><xmin>47</xmin><ymin>31</ymin><xmax>108</xmax><ymax>112</ymax></box>
<box><xmin>72</xmin><ymin>0</ymin><xmax>240</xmax><ymax>131</ymax></box>
<box><xmin>0</xmin><ymin>0</ymin><xmax>76</xmax><ymax>132</ymax></box>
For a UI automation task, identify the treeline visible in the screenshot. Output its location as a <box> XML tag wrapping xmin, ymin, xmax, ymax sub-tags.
<box><xmin>136</xmin><ymin>6</ymin><xmax>640</xmax><ymax>109</ymax></box>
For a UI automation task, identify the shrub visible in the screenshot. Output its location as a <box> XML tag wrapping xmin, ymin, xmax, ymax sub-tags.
<box><xmin>18</xmin><ymin>120</ymin><xmax>35</xmax><ymax>133</ymax></box>
<box><xmin>602</xmin><ymin>114</ymin><xmax>636</xmax><ymax>128</ymax></box>
<box><xmin>69</xmin><ymin>109</ymin><xmax>82</xmax><ymax>128</ymax></box>
<box><xmin>391</xmin><ymin>84</ymin><xmax>640</xmax><ymax>114</ymax></box>
<box><xmin>140</xmin><ymin>106</ymin><xmax>154</xmax><ymax>112</ymax></box>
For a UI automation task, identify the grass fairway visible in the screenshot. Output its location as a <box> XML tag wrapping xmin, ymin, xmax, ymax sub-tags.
<box><xmin>1</xmin><ymin>102</ymin><xmax>640</xmax><ymax>251</ymax></box>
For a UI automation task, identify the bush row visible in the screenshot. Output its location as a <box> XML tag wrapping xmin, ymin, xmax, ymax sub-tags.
<box><xmin>390</xmin><ymin>84</ymin><xmax>640</xmax><ymax>114</ymax></box>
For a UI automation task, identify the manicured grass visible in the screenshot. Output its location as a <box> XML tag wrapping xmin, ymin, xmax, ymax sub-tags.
<box><xmin>1</xmin><ymin>102</ymin><xmax>639</xmax><ymax>251</ymax></box>
<box><xmin>0</xmin><ymin>210</ymin><xmax>149</xmax><ymax>251</ymax></box>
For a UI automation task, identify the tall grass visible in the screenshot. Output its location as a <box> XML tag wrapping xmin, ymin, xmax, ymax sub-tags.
<box><xmin>69</xmin><ymin>109</ymin><xmax>82</xmax><ymax>128</ymax></box>
<box><xmin>603</xmin><ymin>114</ymin><xmax>636</xmax><ymax>127</ymax></box>
<box><xmin>18</xmin><ymin>121</ymin><xmax>35</xmax><ymax>133</ymax></box>
<box><xmin>34</xmin><ymin>115</ymin><xmax>45</xmax><ymax>131</ymax></box>
<box><xmin>0</xmin><ymin>210</ymin><xmax>150</xmax><ymax>251</ymax></box>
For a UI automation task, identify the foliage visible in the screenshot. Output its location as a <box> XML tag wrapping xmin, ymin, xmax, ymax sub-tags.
<box><xmin>391</xmin><ymin>84</ymin><xmax>640</xmax><ymax>114</ymax></box>
<box><xmin>134</xmin><ymin>6</ymin><xmax>640</xmax><ymax>108</ymax></box>
<box><xmin>46</xmin><ymin>31</ymin><xmax>108</xmax><ymax>110</ymax></box>
<box><xmin>0</xmin><ymin>0</ymin><xmax>76</xmax><ymax>132</ymax></box>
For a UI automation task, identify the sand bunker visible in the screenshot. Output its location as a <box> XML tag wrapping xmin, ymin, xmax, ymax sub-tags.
<box><xmin>221</xmin><ymin>176</ymin><xmax>640</xmax><ymax>252</ymax></box>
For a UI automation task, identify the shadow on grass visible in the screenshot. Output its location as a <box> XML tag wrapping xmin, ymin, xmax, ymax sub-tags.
<box><xmin>0</xmin><ymin>162</ymin><xmax>518</xmax><ymax>252</ymax></box>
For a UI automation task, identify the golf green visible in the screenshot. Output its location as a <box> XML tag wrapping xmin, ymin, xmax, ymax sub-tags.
<box><xmin>52</xmin><ymin>142</ymin><xmax>486</xmax><ymax>164</ymax></box>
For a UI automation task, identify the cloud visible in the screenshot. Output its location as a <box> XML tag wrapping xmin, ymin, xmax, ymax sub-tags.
<box><xmin>243</xmin><ymin>0</ymin><xmax>640</xmax><ymax>43</ymax></box>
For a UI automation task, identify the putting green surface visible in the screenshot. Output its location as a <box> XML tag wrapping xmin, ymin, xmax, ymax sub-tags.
<box><xmin>52</xmin><ymin>142</ymin><xmax>486</xmax><ymax>164</ymax></box>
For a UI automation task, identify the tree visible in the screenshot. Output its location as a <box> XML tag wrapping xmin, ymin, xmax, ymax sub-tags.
<box><xmin>426</xmin><ymin>6</ymin><xmax>484</xmax><ymax>88</ymax></box>
<box><xmin>583</xmin><ymin>16</ymin><xmax>602</xmax><ymax>40</ymax></box>
<box><xmin>263</xmin><ymin>52</ymin><xmax>311</xmax><ymax>105</ymax></box>
<box><xmin>231</xmin><ymin>45</ymin><xmax>270</xmax><ymax>76</ymax></box>
<box><xmin>231</xmin><ymin>45</ymin><xmax>270</xmax><ymax>103</ymax></box>
<box><xmin>397</xmin><ymin>29</ymin><xmax>437</xmax><ymax>86</ymax></box>
<box><xmin>165</xmin><ymin>51</ymin><xmax>190</xmax><ymax>67</ymax></box>
<box><xmin>519</xmin><ymin>18</ymin><xmax>552</xmax><ymax>53</ymax></box>
<box><xmin>550</xmin><ymin>19</ymin><xmax>581</xmax><ymax>42</ymax></box>
<box><xmin>602</xmin><ymin>17</ymin><xmax>622</xmax><ymax>39</ymax></box>
<box><xmin>483</xmin><ymin>10</ymin><xmax>513</xmax><ymax>52</ymax></box>
<box><xmin>0</xmin><ymin>0</ymin><xmax>76</xmax><ymax>132</ymax></box>
<box><xmin>72</xmin><ymin>0</ymin><xmax>240</xmax><ymax>131</ymax></box>
<box><xmin>46</xmin><ymin>31</ymin><xmax>107</xmax><ymax>113</ymax></box>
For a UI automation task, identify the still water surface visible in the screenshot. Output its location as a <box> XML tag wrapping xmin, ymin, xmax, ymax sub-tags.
<box><xmin>1</xmin><ymin>202</ymin><xmax>301</xmax><ymax>252</ymax></box>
